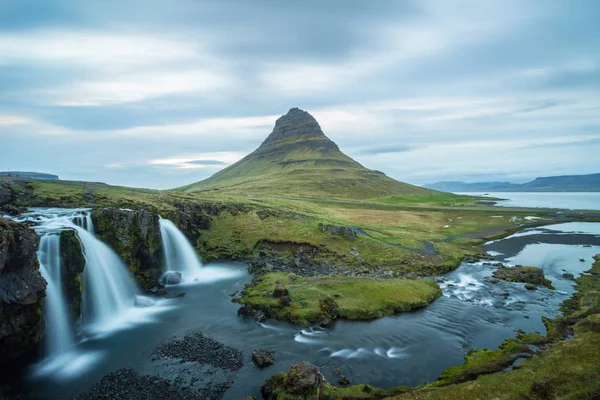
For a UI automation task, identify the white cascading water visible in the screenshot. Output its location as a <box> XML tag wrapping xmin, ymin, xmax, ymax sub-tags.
<box><xmin>17</xmin><ymin>209</ymin><xmax>140</xmax><ymax>331</ymax></box>
<box><xmin>74</xmin><ymin>215</ymin><xmax>140</xmax><ymax>328</ymax></box>
<box><xmin>159</xmin><ymin>218</ymin><xmax>203</xmax><ymax>279</ymax></box>
<box><xmin>158</xmin><ymin>217</ymin><xmax>244</xmax><ymax>284</ymax></box>
<box><xmin>9</xmin><ymin>209</ymin><xmax>152</xmax><ymax>376</ymax></box>
<box><xmin>37</xmin><ymin>234</ymin><xmax>75</xmax><ymax>356</ymax></box>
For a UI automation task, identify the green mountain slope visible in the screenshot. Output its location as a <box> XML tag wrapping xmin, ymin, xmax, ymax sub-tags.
<box><xmin>178</xmin><ymin>108</ymin><xmax>434</xmax><ymax>200</ymax></box>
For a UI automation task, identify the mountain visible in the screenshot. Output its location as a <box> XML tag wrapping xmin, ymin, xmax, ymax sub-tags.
<box><xmin>178</xmin><ymin>108</ymin><xmax>432</xmax><ymax>199</ymax></box>
<box><xmin>425</xmin><ymin>173</ymin><xmax>600</xmax><ymax>192</ymax></box>
<box><xmin>0</xmin><ymin>171</ymin><xmax>59</xmax><ymax>180</ymax></box>
<box><xmin>423</xmin><ymin>181</ymin><xmax>520</xmax><ymax>192</ymax></box>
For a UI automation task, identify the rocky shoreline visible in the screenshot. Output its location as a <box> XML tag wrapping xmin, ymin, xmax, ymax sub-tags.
<box><xmin>78</xmin><ymin>332</ymin><xmax>245</xmax><ymax>400</ymax></box>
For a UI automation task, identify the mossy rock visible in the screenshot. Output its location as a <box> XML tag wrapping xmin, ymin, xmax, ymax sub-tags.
<box><xmin>493</xmin><ymin>266</ymin><xmax>555</xmax><ymax>289</ymax></box>
<box><xmin>60</xmin><ymin>230</ymin><xmax>85</xmax><ymax>319</ymax></box>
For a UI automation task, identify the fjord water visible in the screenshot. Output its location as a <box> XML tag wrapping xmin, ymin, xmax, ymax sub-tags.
<box><xmin>20</xmin><ymin>217</ymin><xmax>600</xmax><ymax>399</ymax></box>
<box><xmin>457</xmin><ymin>191</ymin><xmax>600</xmax><ymax>210</ymax></box>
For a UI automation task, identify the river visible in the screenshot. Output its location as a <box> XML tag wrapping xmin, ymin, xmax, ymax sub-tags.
<box><xmin>5</xmin><ymin>213</ymin><xmax>600</xmax><ymax>399</ymax></box>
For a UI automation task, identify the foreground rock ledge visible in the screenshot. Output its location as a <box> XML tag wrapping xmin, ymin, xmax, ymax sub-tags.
<box><xmin>0</xmin><ymin>218</ymin><xmax>46</xmax><ymax>365</ymax></box>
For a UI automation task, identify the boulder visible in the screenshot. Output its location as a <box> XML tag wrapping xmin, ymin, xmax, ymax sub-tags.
<box><xmin>161</xmin><ymin>271</ymin><xmax>182</xmax><ymax>285</ymax></box>
<box><xmin>0</xmin><ymin>219</ymin><xmax>47</xmax><ymax>365</ymax></box>
<box><xmin>562</xmin><ymin>273</ymin><xmax>575</xmax><ymax>280</ymax></box>
<box><xmin>492</xmin><ymin>266</ymin><xmax>554</xmax><ymax>289</ymax></box>
<box><xmin>252</xmin><ymin>349</ymin><xmax>275</xmax><ymax>368</ymax></box>
<box><xmin>262</xmin><ymin>362</ymin><xmax>325</xmax><ymax>399</ymax></box>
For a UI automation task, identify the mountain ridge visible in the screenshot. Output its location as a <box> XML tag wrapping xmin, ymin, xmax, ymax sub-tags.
<box><xmin>425</xmin><ymin>173</ymin><xmax>600</xmax><ymax>192</ymax></box>
<box><xmin>178</xmin><ymin>108</ymin><xmax>432</xmax><ymax>200</ymax></box>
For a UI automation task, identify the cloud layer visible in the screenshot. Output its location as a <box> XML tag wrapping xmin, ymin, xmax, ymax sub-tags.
<box><xmin>1</xmin><ymin>0</ymin><xmax>599</xmax><ymax>189</ymax></box>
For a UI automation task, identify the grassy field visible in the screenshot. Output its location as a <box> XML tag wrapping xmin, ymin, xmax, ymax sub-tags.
<box><xmin>1</xmin><ymin>176</ymin><xmax>567</xmax><ymax>278</ymax></box>
<box><xmin>238</xmin><ymin>272</ymin><xmax>441</xmax><ymax>325</ymax></box>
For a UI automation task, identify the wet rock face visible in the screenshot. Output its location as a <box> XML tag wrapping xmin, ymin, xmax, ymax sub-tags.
<box><xmin>0</xmin><ymin>186</ymin><xmax>12</xmax><ymax>206</ymax></box>
<box><xmin>60</xmin><ymin>230</ymin><xmax>85</xmax><ymax>320</ymax></box>
<box><xmin>0</xmin><ymin>218</ymin><xmax>46</xmax><ymax>365</ymax></box>
<box><xmin>91</xmin><ymin>208</ymin><xmax>163</xmax><ymax>291</ymax></box>
<box><xmin>261</xmin><ymin>361</ymin><xmax>325</xmax><ymax>399</ymax></box>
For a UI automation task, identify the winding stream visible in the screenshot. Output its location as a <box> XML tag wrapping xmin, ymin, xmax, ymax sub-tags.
<box><xmin>5</xmin><ymin>210</ymin><xmax>600</xmax><ymax>399</ymax></box>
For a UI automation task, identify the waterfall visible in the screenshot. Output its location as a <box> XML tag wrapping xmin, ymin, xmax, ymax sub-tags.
<box><xmin>74</xmin><ymin>224</ymin><xmax>140</xmax><ymax>328</ymax></box>
<box><xmin>159</xmin><ymin>218</ymin><xmax>203</xmax><ymax>281</ymax></box>
<box><xmin>37</xmin><ymin>234</ymin><xmax>74</xmax><ymax>356</ymax></box>
<box><xmin>13</xmin><ymin>208</ymin><xmax>141</xmax><ymax>332</ymax></box>
<box><xmin>7</xmin><ymin>208</ymin><xmax>167</xmax><ymax>378</ymax></box>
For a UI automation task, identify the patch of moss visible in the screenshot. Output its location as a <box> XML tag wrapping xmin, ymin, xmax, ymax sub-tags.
<box><xmin>239</xmin><ymin>273</ymin><xmax>442</xmax><ymax>325</ymax></box>
<box><xmin>492</xmin><ymin>265</ymin><xmax>555</xmax><ymax>290</ymax></box>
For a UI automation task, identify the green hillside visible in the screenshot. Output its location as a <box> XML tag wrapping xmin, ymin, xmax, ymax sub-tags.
<box><xmin>177</xmin><ymin>108</ymin><xmax>435</xmax><ymax>200</ymax></box>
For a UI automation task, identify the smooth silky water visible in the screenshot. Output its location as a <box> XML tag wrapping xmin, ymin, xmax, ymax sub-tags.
<box><xmin>8</xmin><ymin>210</ymin><xmax>600</xmax><ymax>399</ymax></box>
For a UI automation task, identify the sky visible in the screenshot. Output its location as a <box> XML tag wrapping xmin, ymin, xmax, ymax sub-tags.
<box><xmin>1</xmin><ymin>0</ymin><xmax>599</xmax><ymax>189</ymax></box>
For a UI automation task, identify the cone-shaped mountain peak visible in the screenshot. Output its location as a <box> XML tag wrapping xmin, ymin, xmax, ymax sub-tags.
<box><xmin>261</xmin><ymin>107</ymin><xmax>330</xmax><ymax>144</ymax></box>
<box><xmin>255</xmin><ymin>107</ymin><xmax>341</xmax><ymax>157</ymax></box>
<box><xmin>178</xmin><ymin>108</ymin><xmax>431</xmax><ymax>200</ymax></box>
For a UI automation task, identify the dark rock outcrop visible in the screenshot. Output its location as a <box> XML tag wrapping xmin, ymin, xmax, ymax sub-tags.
<box><xmin>318</xmin><ymin>224</ymin><xmax>356</xmax><ymax>240</ymax></box>
<box><xmin>0</xmin><ymin>186</ymin><xmax>12</xmax><ymax>206</ymax></box>
<box><xmin>91</xmin><ymin>208</ymin><xmax>162</xmax><ymax>290</ymax></box>
<box><xmin>60</xmin><ymin>230</ymin><xmax>85</xmax><ymax>319</ymax></box>
<box><xmin>492</xmin><ymin>266</ymin><xmax>555</xmax><ymax>289</ymax></box>
<box><xmin>0</xmin><ymin>218</ymin><xmax>46</xmax><ymax>365</ymax></box>
<box><xmin>252</xmin><ymin>348</ymin><xmax>275</xmax><ymax>368</ymax></box>
<box><xmin>261</xmin><ymin>362</ymin><xmax>325</xmax><ymax>399</ymax></box>
<box><xmin>161</xmin><ymin>271</ymin><xmax>182</xmax><ymax>285</ymax></box>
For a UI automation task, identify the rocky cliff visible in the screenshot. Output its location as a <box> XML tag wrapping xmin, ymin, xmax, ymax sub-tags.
<box><xmin>0</xmin><ymin>218</ymin><xmax>46</xmax><ymax>365</ymax></box>
<box><xmin>60</xmin><ymin>230</ymin><xmax>85</xmax><ymax>319</ymax></box>
<box><xmin>91</xmin><ymin>208</ymin><xmax>163</xmax><ymax>291</ymax></box>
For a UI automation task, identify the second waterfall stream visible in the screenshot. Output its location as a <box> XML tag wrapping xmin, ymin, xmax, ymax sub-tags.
<box><xmin>158</xmin><ymin>216</ymin><xmax>243</xmax><ymax>283</ymax></box>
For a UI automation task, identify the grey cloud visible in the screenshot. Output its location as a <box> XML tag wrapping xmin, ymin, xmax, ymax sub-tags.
<box><xmin>354</xmin><ymin>145</ymin><xmax>414</xmax><ymax>156</ymax></box>
<box><xmin>2</xmin><ymin>0</ymin><xmax>600</xmax><ymax>188</ymax></box>
<box><xmin>186</xmin><ymin>160</ymin><xmax>227</xmax><ymax>166</ymax></box>
<box><xmin>511</xmin><ymin>101</ymin><xmax>559</xmax><ymax>115</ymax></box>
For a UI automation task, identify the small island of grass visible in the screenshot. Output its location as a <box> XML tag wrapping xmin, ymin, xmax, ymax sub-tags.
<box><xmin>238</xmin><ymin>273</ymin><xmax>442</xmax><ymax>326</ymax></box>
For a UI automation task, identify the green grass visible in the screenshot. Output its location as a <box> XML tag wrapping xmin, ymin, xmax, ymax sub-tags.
<box><xmin>239</xmin><ymin>272</ymin><xmax>442</xmax><ymax>325</ymax></box>
<box><xmin>2</xmin><ymin>176</ymin><xmax>565</xmax><ymax>278</ymax></box>
<box><xmin>373</xmin><ymin>192</ymin><xmax>487</xmax><ymax>207</ymax></box>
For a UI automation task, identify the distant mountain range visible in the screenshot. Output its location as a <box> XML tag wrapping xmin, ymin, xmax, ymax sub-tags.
<box><xmin>178</xmin><ymin>108</ymin><xmax>434</xmax><ymax>200</ymax></box>
<box><xmin>424</xmin><ymin>173</ymin><xmax>600</xmax><ymax>192</ymax></box>
<box><xmin>0</xmin><ymin>171</ymin><xmax>59</xmax><ymax>180</ymax></box>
